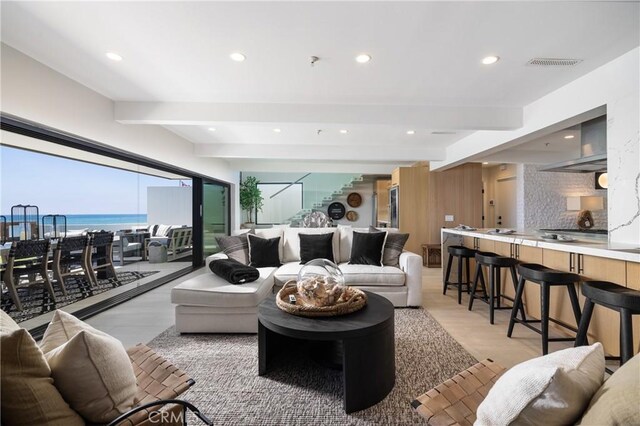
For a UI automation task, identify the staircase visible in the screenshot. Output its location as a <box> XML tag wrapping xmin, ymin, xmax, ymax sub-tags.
<box><xmin>286</xmin><ymin>175</ymin><xmax>369</xmax><ymax>226</ymax></box>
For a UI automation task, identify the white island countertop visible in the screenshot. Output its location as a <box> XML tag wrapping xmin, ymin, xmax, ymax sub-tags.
<box><xmin>441</xmin><ymin>228</ymin><xmax>640</xmax><ymax>263</ymax></box>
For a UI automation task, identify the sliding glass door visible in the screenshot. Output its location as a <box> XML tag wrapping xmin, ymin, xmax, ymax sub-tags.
<box><xmin>202</xmin><ymin>181</ymin><xmax>229</xmax><ymax>259</ymax></box>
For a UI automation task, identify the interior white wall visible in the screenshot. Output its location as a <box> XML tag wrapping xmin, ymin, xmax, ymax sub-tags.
<box><xmin>433</xmin><ymin>48</ymin><xmax>640</xmax><ymax>244</ymax></box>
<box><xmin>0</xmin><ymin>44</ymin><xmax>241</xmax><ymax>229</ymax></box>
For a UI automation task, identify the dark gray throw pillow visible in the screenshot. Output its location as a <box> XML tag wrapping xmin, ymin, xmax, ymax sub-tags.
<box><xmin>215</xmin><ymin>229</ymin><xmax>255</xmax><ymax>265</ymax></box>
<box><xmin>248</xmin><ymin>234</ymin><xmax>282</xmax><ymax>267</ymax></box>
<box><xmin>299</xmin><ymin>233</ymin><xmax>334</xmax><ymax>264</ymax></box>
<box><xmin>349</xmin><ymin>231</ymin><xmax>387</xmax><ymax>266</ymax></box>
<box><xmin>369</xmin><ymin>226</ymin><xmax>410</xmax><ymax>267</ymax></box>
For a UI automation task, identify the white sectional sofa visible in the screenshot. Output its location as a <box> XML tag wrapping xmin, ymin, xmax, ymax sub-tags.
<box><xmin>171</xmin><ymin>226</ymin><xmax>422</xmax><ymax>333</ymax></box>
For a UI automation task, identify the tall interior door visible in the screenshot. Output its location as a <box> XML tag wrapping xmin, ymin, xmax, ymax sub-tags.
<box><xmin>496</xmin><ymin>177</ymin><xmax>517</xmax><ymax>228</ymax></box>
<box><xmin>202</xmin><ymin>181</ymin><xmax>229</xmax><ymax>259</ymax></box>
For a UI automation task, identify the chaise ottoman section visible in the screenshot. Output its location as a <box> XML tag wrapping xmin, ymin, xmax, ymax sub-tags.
<box><xmin>171</xmin><ymin>267</ymin><xmax>276</xmax><ymax>333</ymax></box>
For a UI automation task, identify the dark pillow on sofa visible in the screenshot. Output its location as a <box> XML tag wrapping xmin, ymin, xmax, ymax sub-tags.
<box><xmin>369</xmin><ymin>226</ymin><xmax>410</xmax><ymax>267</ymax></box>
<box><xmin>349</xmin><ymin>231</ymin><xmax>387</xmax><ymax>266</ymax></box>
<box><xmin>248</xmin><ymin>234</ymin><xmax>282</xmax><ymax>267</ymax></box>
<box><xmin>215</xmin><ymin>229</ymin><xmax>255</xmax><ymax>265</ymax></box>
<box><xmin>299</xmin><ymin>233</ymin><xmax>334</xmax><ymax>264</ymax></box>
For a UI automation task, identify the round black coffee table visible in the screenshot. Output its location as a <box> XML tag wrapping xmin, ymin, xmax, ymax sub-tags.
<box><xmin>258</xmin><ymin>291</ymin><xmax>395</xmax><ymax>413</ymax></box>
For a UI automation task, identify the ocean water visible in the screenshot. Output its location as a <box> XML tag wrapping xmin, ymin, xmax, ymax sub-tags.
<box><xmin>4</xmin><ymin>213</ymin><xmax>148</xmax><ymax>234</ymax></box>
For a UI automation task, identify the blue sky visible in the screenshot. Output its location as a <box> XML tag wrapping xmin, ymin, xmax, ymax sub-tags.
<box><xmin>1</xmin><ymin>146</ymin><xmax>188</xmax><ymax>215</ymax></box>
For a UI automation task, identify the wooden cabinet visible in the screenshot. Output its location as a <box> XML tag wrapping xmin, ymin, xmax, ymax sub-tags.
<box><xmin>628</xmin><ymin>262</ymin><xmax>640</xmax><ymax>290</ymax></box>
<box><xmin>542</xmin><ymin>249</ymin><xmax>629</xmax><ymax>356</ymax></box>
<box><xmin>445</xmin><ymin>230</ymin><xmax>640</xmax><ymax>358</ymax></box>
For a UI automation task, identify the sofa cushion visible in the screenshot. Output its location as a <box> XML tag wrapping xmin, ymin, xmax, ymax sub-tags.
<box><xmin>577</xmin><ymin>352</ymin><xmax>640</xmax><ymax>425</ymax></box>
<box><xmin>283</xmin><ymin>228</ymin><xmax>339</xmax><ymax>263</ymax></box>
<box><xmin>0</xmin><ymin>310</ymin><xmax>84</xmax><ymax>426</ymax></box>
<box><xmin>40</xmin><ymin>309</ymin><xmax>112</xmax><ymax>354</ymax></box>
<box><xmin>171</xmin><ymin>268</ymin><xmax>276</xmax><ymax>308</ymax></box>
<box><xmin>248</xmin><ymin>234</ymin><xmax>282</xmax><ymax>267</ymax></box>
<box><xmin>274</xmin><ymin>262</ymin><xmax>405</xmax><ymax>286</ymax></box>
<box><xmin>349</xmin><ymin>231</ymin><xmax>387</xmax><ymax>266</ymax></box>
<box><xmin>216</xmin><ymin>234</ymin><xmax>251</xmax><ymax>265</ymax></box>
<box><xmin>236</xmin><ymin>227</ymin><xmax>284</xmax><ymax>260</ymax></box>
<box><xmin>45</xmin><ymin>330</ymin><xmax>137</xmax><ymax>423</ymax></box>
<box><xmin>338</xmin><ymin>263</ymin><xmax>406</xmax><ymax>286</ymax></box>
<box><xmin>476</xmin><ymin>343</ymin><xmax>605</xmax><ymax>426</ymax></box>
<box><xmin>337</xmin><ymin>225</ymin><xmax>370</xmax><ymax>263</ymax></box>
<box><xmin>370</xmin><ymin>226</ymin><xmax>410</xmax><ymax>267</ymax></box>
<box><xmin>299</xmin><ymin>233</ymin><xmax>335</xmax><ymax>264</ymax></box>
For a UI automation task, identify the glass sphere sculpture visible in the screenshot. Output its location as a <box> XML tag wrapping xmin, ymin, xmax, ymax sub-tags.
<box><xmin>296</xmin><ymin>259</ymin><xmax>346</xmax><ymax>307</ymax></box>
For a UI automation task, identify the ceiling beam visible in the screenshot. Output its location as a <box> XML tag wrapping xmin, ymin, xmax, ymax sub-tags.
<box><xmin>115</xmin><ymin>102</ymin><xmax>522</xmax><ymax>131</ymax></box>
<box><xmin>193</xmin><ymin>143</ymin><xmax>445</xmax><ymax>162</ymax></box>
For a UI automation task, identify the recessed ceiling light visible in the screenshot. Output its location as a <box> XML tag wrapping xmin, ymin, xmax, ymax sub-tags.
<box><xmin>564</xmin><ymin>135</ymin><xmax>575</xmax><ymax>139</ymax></box>
<box><xmin>230</xmin><ymin>52</ymin><xmax>246</xmax><ymax>62</ymax></box>
<box><xmin>273</xmin><ymin>128</ymin><xmax>281</xmax><ymax>133</ymax></box>
<box><xmin>482</xmin><ymin>55</ymin><xmax>500</xmax><ymax>65</ymax></box>
<box><xmin>340</xmin><ymin>129</ymin><xmax>348</xmax><ymax>134</ymax></box>
<box><xmin>406</xmin><ymin>130</ymin><xmax>416</xmax><ymax>135</ymax></box>
<box><xmin>355</xmin><ymin>54</ymin><xmax>371</xmax><ymax>63</ymax></box>
<box><xmin>105</xmin><ymin>52</ymin><xmax>123</xmax><ymax>61</ymax></box>
<box><xmin>483</xmin><ymin>162</ymin><xmax>489</xmax><ymax>165</ymax></box>
<box><xmin>208</xmin><ymin>127</ymin><xmax>216</xmax><ymax>132</ymax></box>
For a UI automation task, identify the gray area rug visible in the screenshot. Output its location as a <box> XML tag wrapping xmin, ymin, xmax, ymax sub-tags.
<box><xmin>148</xmin><ymin>308</ymin><xmax>477</xmax><ymax>425</ymax></box>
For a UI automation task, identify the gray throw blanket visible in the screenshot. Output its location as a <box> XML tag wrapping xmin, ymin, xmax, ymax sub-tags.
<box><xmin>209</xmin><ymin>258</ymin><xmax>260</xmax><ymax>284</ymax></box>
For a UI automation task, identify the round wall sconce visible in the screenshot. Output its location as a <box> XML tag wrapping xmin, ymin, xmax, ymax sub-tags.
<box><xmin>595</xmin><ymin>172</ymin><xmax>608</xmax><ymax>189</ymax></box>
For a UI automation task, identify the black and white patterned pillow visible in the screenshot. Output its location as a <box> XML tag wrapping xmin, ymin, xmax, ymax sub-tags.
<box><xmin>369</xmin><ymin>226</ymin><xmax>409</xmax><ymax>267</ymax></box>
<box><xmin>215</xmin><ymin>231</ymin><xmax>254</xmax><ymax>265</ymax></box>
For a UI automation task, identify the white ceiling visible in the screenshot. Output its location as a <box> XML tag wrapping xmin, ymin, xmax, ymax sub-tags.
<box><xmin>1</xmin><ymin>1</ymin><xmax>639</xmax><ymax>166</ymax></box>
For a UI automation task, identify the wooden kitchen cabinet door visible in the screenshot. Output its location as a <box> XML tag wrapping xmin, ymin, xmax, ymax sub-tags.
<box><xmin>628</xmin><ymin>262</ymin><xmax>640</xmax><ymax>290</ymax></box>
<box><xmin>580</xmin><ymin>255</ymin><xmax>626</xmax><ymax>283</ymax></box>
<box><xmin>626</xmin><ymin>262</ymin><xmax>640</xmax><ymax>357</ymax></box>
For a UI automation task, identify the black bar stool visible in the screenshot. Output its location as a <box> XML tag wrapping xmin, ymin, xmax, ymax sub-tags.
<box><xmin>468</xmin><ymin>251</ymin><xmax>526</xmax><ymax>325</ymax></box>
<box><xmin>507</xmin><ymin>263</ymin><xmax>582</xmax><ymax>355</ymax></box>
<box><xmin>575</xmin><ymin>281</ymin><xmax>640</xmax><ymax>365</ymax></box>
<box><xmin>443</xmin><ymin>245</ymin><xmax>477</xmax><ymax>304</ymax></box>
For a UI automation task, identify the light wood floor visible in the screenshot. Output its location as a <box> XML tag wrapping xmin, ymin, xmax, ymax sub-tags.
<box><xmin>85</xmin><ymin>266</ymin><xmax>577</xmax><ymax>367</ymax></box>
<box><xmin>421</xmin><ymin>266</ymin><xmax>573</xmax><ymax>368</ymax></box>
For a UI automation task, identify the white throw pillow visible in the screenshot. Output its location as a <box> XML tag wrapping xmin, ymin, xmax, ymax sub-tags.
<box><xmin>45</xmin><ymin>331</ymin><xmax>137</xmax><ymax>423</ymax></box>
<box><xmin>475</xmin><ymin>343</ymin><xmax>605</xmax><ymax>426</ymax></box>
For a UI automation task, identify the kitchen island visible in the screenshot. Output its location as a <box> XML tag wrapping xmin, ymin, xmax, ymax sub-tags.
<box><xmin>441</xmin><ymin>228</ymin><xmax>640</xmax><ymax>357</ymax></box>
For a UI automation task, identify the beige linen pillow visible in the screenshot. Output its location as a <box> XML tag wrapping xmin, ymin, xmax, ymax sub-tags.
<box><xmin>578</xmin><ymin>352</ymin><xmax>640</xmax><ymax>425</ymax></box>
<box><xmin>475</xmin><ymin>343</ymin><xmax>605</xmax><ymax>426</ymax></box>
<box><xmin>0</xmin><ymin>311</ymin><xmax>84</xmax><ymax>426</ymax></box>
<box><xmin>45</xmin><ymin>330</ymin><xmax>137</xmax><ymax>423</ymax></box>
<box><xmin>40</xmin><ymin>309</ymin><xmax>111</xmax><ymax>353</ymax></box>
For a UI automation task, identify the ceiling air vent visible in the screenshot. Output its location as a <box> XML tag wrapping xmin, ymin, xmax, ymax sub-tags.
<box><xmin>526</xmin><ymin>58</ymin><xmax>583</xmax><ymax>67</ymax></box>
<box><xmin>431</xmin><ymin>131</ymin><xmax>457</xmax><ymax>135</ymax></box>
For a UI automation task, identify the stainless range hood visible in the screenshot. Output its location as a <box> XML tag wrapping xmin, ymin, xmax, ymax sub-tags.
<box><xmin>539</xmin><ymin>116</ymin><xmax>607</xmax><ymax>173</ymax></box>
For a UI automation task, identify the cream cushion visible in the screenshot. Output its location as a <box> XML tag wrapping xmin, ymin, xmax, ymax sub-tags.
<box><xmin>171</xmin><ymin>267</ymin><xmax>276</xmax><ymax>308</ymax></box>
<box><xmin>274</xmin><ymin>261</ymin><xmax>405</xmax><ymax>286</ymax></box>
<box><xmin>578</xmin><ymin>352</ymin><xmax>640</xmax><ymax>425</ymax></box>
<box><xmin>40</xmin><ymin>309</ymin><xmax>111</xmax><ymax>353</ymax></box>
<box><xmin>0</xmin><ymin>311</ymin><xmax>84</xmax><ymax>426</ymax></box>
<box><xmin>45</xmin><ymin>330</ymin><xmax>137</xmax><ymax>423</ymax></box>
<box><xmin>475</xmin><ymin>343</ymin><xmax>605</xmax><ymax>426</ymax></box>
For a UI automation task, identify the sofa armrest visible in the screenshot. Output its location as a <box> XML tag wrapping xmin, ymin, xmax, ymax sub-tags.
<box><xmin>399</xmin><ymin>251</ymin><xmax>423</xmax><ymax>307</ymax></box>
<box><xmin>205</xmin><ymin>252</ymin><xmax>228</xmax><ymax>269</ymax></box>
